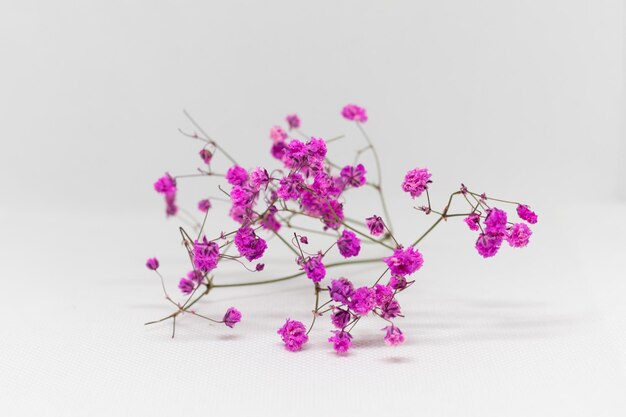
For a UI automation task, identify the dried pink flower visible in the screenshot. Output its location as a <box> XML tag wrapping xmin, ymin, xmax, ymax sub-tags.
<box><xmin>328</xmin><ymin>330</ymin><xmax>353</xmax><ymax>353</ymax></box>
<box><xmin>337</xmin><ymin>230</ymin><xmax>361</xmax><ymax>258</ymax></box>
<box><xmin>341</xmin><ymin>104</ymin><xmax>368</xmax><ymax>122</ymax></box>
<box><xmin>146</xmin><ymin>257</ymin><xmax>159</xmax><ymax>270</ymax></box>
<box><xmin>402</xmin><ymin>168</ymin><xmax>432</xmax><ymax>198</ymax></box>
<box><xmin>383</xmin><ymin>325</ymin><xmax>405</xmax><ymax>346</ymax></box>
<box><xmin>384</xmin><ymin>247</ymin><xmax>424</xmax><ymax>277</ymax></box>
<box><xmin>277</xmin><ymin>319</ymin><xmax>308</xmax><ymax>352</ymax></box>
<box><xmin>223</xmin><ymin>307</ymin><xmax>242</xmax><ymax>328</ymax></box>
<box><xmin>286</xmin><ymin>114</ymin><xmax>301</xmax><ymax>130</ymax></box>
<box><xmin>517</xmin><ymin>205</ymin><xmax>538</xmax><ymax>224</ymax></box>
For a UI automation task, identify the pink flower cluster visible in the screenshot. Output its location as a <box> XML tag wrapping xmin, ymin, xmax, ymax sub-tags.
<box><xmin>464</xmin><ymin>203</ymin><xmax>538</xmax><ymax>258</ymax></box>
<box><xmin>145</xmin><ymin>104</ymin><xmax>537</xmax><ymax>355</ymax></box>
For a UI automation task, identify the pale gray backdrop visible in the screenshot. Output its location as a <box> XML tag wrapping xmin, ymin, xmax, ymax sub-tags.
<box><xmin>0</xmin><ymin>0</ymin><xmax>623</xmax><ymax>212</ymax></box>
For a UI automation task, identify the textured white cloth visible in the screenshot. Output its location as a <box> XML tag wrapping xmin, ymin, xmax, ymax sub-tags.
<box><xmin>1</xmin><ymin>204</ymin><xmax>624</xmax><ymax>416</ymax></box>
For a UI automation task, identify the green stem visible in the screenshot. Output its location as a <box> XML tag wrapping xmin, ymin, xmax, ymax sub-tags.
<box><xmin>212</xmin><ymin>257</ymin><xmax>382</xmax><ymax>288</ymax></box>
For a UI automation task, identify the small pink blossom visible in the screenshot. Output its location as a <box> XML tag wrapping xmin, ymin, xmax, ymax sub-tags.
<box><xmin>475</xmin><ymin>233</ymin><xmax>503</xmax><ymax>258</ymax></box>
<box><xmin>383</xmin><ymin>325</ymin><xmax>405</xmax><ymax>346</ymax></box>
<box><xmin>506</xmin><ymin>223</ymin><xmax>532</xmax><ymax>248</ymax></box>
<box><xmin>328</xmin><ymin>330</ymin><xmax>353</xmax><ymax>354</ymax></box>
<box><xmin>340</xmin><ymin>164</ymin><xmax>367</xmax><ymax>188</ymax></box>
<box><xmin>178</xmin><ymin>277</ymin><xmax>194</xmax><ymax>295</ymax></box>
<box><xmin>384</xmin><ymin>247</ymin><xmax>424</xmax><ymax>277</ymax></box>
<box><xmin>234</xmin><ymin>226</ymin><xmax>267</xmax><ymax>262</ymax></box>
<box><xmin>187</xmin><ymin>270</ymin><xmax>203</xmax><ymax>283</ymax></box>
<box><xmin>286</xmin><ymin>114</ymin><xmax>301</xmax><ymax>130</ymax></box>
<box><xmin>199</xmin><ymin>149</ymin><xmax>212</xmax><ymax>165</ymax></box>
<box><xmin>154</xmin><ymin>173</ymin><xmax>176</xmax><ymax>195</ymax></box>
<box><xmin>303</xmin><ymin>255</ymin><xmax>326</xmax><ymax>283</ymax></box>
<box><xmin>402</xmin><ymin>168</ymin><xmax>432</xmax><ymax>198</ymax></box>
<box><xmin>337</xmin><ymin>230</ymin><xmax>361</xmax><ymax>258</ymax></box>
<box><xmin>277</xmin><ymin>319</ymin><xmax>308</xmax><ymax>352</ymax></box>
<box><xmin>484</xmin><ymin>208</ymin><xmax>508</xmax><ymax>236</ymax></box>
<box><xmin>341</xmin><ymin>104</ymin><xmax>368</xmax><ymax>123</ymax></box>
<box><xmin>366</xmin><ymin>215</ymin><xmax>385</xmax><ymax>236</ymax></box>
<box><xmin>328</xmin><ymin>278</ymin><xmax>354</xmax><ymax>304</ymax></box>
<box><xmin>517</xmin><ymin>205</ymin><xmax>538</xmax><ymax>224</ymax></box>
<box><xmin>223</xmin><ymin>307</ymin><xmax>242</xmax><ymax>328</ymax></box>
<box><xmin>330</xmin><ymin>307</ymin><xmax>351</xmax><ymax>329</ymax></box>
<box><xmin>226</xmin><ymin>165</ymin><xmax>249</xmax><ymax>187</ymax></box>
<box><xmin>464</xmin><ymin>213</ymin><xmax>481</xmax><ymax>231</ymax></box>
<box><xmin>198</xmin><ymin>199</ymin><xmax>211</xmax><ymax>213</ymax></box>
<box><xmin>146</xmin><ymin>257</ymin><xmax>159</xmax><ymax>270</ymax></box>
<box><xmin>349</xmin><ymin>286</ymin><xmax>376</xmax><ymax>316</ymax></box>
<box><xmin>270</xmin><ymin>125</ymin><xmax>288</xmax><ymax>143</ymax></box>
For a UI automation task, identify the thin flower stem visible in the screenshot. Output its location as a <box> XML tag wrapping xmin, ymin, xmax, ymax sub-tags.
<box><xmin>306</xmin><ymin>283</ymin><xmax>321</xmax><ymax>335</ymax></box>
<box><xmin>355</xmin><ymin>122</ymin><xmax>394</xmax><ymax>234</ymax></box>
<box><xmin>469</xmin><ymin>192</ymin><xmax>521</xmax><ymax>206</ymax></box>
<box><xmin>212</xmin><ymin>257</ymin><xmax>382</xmax><ymax>288</ymax></box>
<box><xmin>183</xmin><ymin>109</ymin><xmax>239</xmax><ymax>166</ymax></box>
<box><xmin>342</xmin><ymin>222</ymin><xmax>395</xmax><ymax>250</ymax></box>
<box><xmin>189</xmin><ymin>311</ymin><xmax>223</xmax><ymax>324</ymax></box>
<box><xmin>273</xmin><ymin>230</ymin><xmax>301</xmax><ymax>257</ymax></box>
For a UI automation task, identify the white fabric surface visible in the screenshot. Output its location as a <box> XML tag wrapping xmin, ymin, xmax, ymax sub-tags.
<box><xmin>1</xmin><ymin>203</ymin><xmax>625</xmax><ymax>416</ymax></box>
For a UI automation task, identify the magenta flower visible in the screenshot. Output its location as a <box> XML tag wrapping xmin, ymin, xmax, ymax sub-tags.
<box><xmin>187</xmin><ymin>270</ymin><xmax>203</xmax><ymax>283</ymax></box>
<box><xmin>199</xmin><ymin>149</ymin><xmax>212</xmax><ymax>165</ymax></box>
<box><xmin>249</xmin><ymin>167</ymin><xmax>270</xmax><ymax>191</ymax></box>
<box><xmin>277</xmin><ymin>172</ymin><xmax>304</xmax><ymax>201</ymax></box>
<box><xmin>255</xmin><ymin>263</ymin><xmax>265</xmax><ymax>271</ymax></box>
<box><xmin>380</xmin><ymin>299</ymin><xmax>401</xmax><ymax>320</ymax></box>
<box><xmin>464</xmin><ymin>213</ymin><xmax>480</xmax><ymax>231</ymax></box>
<box><xmin>383</xmin><ymin>325</ymin><xmax>405</xmax><ymax>346</ymax></box>
<box><xmin>389</xmin><ymin>275</ymin><xmax>408</xmax><ymax>290</ymax></box>
<box><xmin>198</xmin><ymin>199</ymin><xmax>211</xmax><ymax>213</ymax></box>
<box><xmin>165</xmin><ymin>192</ymin><xmax>178</xmax><ymax>217</ymax></box>
<box><xmin>226</xmin><ymin>165</ymin><xmax>249</xmax><ymax>187</ymax></box>
<box><xmin>328</xmin><ymin>278</ymin><xmax>354</xmax><ymax>304</ymax></box>
<box><xmin>505</xmin><ymin>223</ymin><xmax>532</xmax><ymax>248</ymax></box>
<box><xmin>178</xmin><ymin>277</ymin><xmax>195</xmax><ymax>295</ymax></box>
<box><xmin>230</xmin><ymin>185</ymin><xmax>255</xmax><ymax>207</ymax></box>
<box><xmin>401</xmin><ymin>168</ymin><xmax>432</xmax><ymax>198</ymax></box>
<box><xmin>484</xmin><ymin>208</ymin><xmax>508</xmax><ymax>236</ymax></box>
<box><xmin>374</xmin><ymin>284</ymin><xmax>393</xmax><ymax>306</ymax></box>
<box><xmin>286</xmin><ymin>114</ymin><xmax>301</xmax><ymax>130</ymax></box>
<box><xmin>517</xmin><ymin>205</ymin><xmax>538</xmax><ymax>224</ymax></box>
<box><xmin>340</xmin><ymin>164</ymin><xmax>367</xmax><ymax>188</ymax></box>
<box><xmin>475</xmin><ymin>233</ymin><xmax>503</xmax><ymax>258</ymax></box>
<box><xmin>341</xmin><ymin>104</ymin><xmax>368</xmax><ymax>123</ymax></box>
<box><xmin>310</xmin><ymin>172</ymin><xmax>335</xmax><ymax>197</ymax></box>
<box><xmin>270</xmin><ymin>140</ymin><xmax>287</xmax><ymax>160</ymax></box>
<box><xmin>328</xmin><ymin>330</ymin><xmax>353</xmax><ymax>354</ymax></box>
<box><xmin>277</xmin><ymin>319</ymin><xmax>309</xmax><ymax>352</ymax></box>
<box><xmin>349</xmin><ymin>286</ymin><xmax>376</xmax><ymax>315</ymax></box>
<box><xmin>260</xmin><ymin>211</ymin><xmax>281</xmax><ymax>232</ymax></box>
<box><xmin>304</xmin><ymin>255</ymin><xmax>326</xmax><ymax>283</ymax></box>
<box><xmin>223</xmin><ymin>307</ymin><xmax>242</xmax><ymax>328</ymax></box>
<box><xmin>145</xmin><ymin>257</ymin><xmax>159</xmax><ymax>270</ymax></box>
<box><xmin>234</xmin><ymin>226</ymin><xmax>267</xmax><ymax>262</ymax></box>
<box><xmin>283</xmin><ymin>139</ymin><xmax>307</xmax><ymax>168</ymax></box>
<box><xmin>193</xmin><ymin>236</ymin><xmax>220</xmax><ymax>273</ymax></box>
<box><xmin>337</xmin><ymin>230</ymin><xmax>361</xmax><ymax>258</ymax></box>
<box><xmin>306</xmin><ymin>137</ymin><xmax>327</xmax><ymax>162</ymax></box>
<box><xmin>384</xmin><ymin>247</ymin><xmax>424</xmax><ymax>277</ymax></box>
<box><xmin>154</xmin><ymin>173</ymin><xmax>176</xmax><ymax>195</ymax></box>
<box><xmin>366</xmin><ymin>215</ymin><xmax>385</xmax><ymax>236</ymax></box>
<box><xmin>330</xmin><ymin>307</ymin><xmax>351</xmax><ymax>329</ymax></box>
<box><xmin>270</xmin><ymin>125</ymin><xmax>288</xmax><ymax>143</ymax></box>
<box><xmin>319</xmin><ymin>200</ymin><xmax>344</xmax><ymax>230</ymax></box>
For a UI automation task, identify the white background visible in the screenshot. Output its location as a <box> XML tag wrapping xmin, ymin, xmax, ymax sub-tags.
<box><xmin>0</xmin><ymin>1</ymin><xmax>624</xmax><ymax>416</ymax></box>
